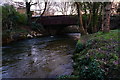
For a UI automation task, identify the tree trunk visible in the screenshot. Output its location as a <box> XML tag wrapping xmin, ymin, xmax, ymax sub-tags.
<box><xmin>41</xmin><ymin>2</ymin><xmax>47</xmax><ymax>16</ymax></box>
<box><xmin>83</xmin><ymin>3</ymin><xmax>88</xmax><ymax>33</ymax></box>
<box><xmin>76</xmin><ymin>2</ymin><xmax>88</xmax><ymax>35</ymax></box>
<box><xmin>35</xmin><ymin>2</ymin><xmax>47</xmax><ymax>23</ymax></box>
<box><xmin>26</xmin><ymin>2</ymin><xmax>31</xmax><ymax>25</ymax></box>
<box><xmin>92</xmin><ymin>2</ymin><xmax>99</xmax><ymax>33</ymax></box>
<box><xmin>102</xmin><ymin>2</ymin><xmax>112</xmax><ymax>33</ymax></box>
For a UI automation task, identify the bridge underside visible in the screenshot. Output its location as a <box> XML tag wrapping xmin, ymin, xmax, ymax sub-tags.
<box><xmin>43</xmin><ymin>24</ymin><xmax>70</xmax><ymax>35</ymax></box>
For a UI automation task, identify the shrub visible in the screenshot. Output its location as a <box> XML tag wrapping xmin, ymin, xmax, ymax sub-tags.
<box><xmin>2</xmin><ymin>4</ymin><xmax>18</xmax><ymax>30</ymax></box>
<box><xmin>2</xmin><ymin>4</ymin><xmax>27</xmax><ymax>31</ymax></box>
<box><xmin>85</xmin><ymin>39</ymin><xmax>93</xmax><ymax>47</ymax></box>
<box><xmin>78</xmin><ymin>57</ymin><xmax>105</xmax><ymax>80</ymax></box>
<box><xmin>75</xmin><ymin>40</ymin><xmax>85</xmax><ymax>53</ymax></box>
<box><xmin>58</xmin><ymin>75</ymin><xmax>79</xmax><ymax>79</ymax></box>
<box><xmin>16</xmin><ymin>13</ymin><xmax>27</xmax><ymax>25</ymax></box>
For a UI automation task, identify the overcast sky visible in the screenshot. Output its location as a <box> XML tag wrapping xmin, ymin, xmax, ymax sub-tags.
<box><xmin>1</xmin><ymin>0</ymin><xmax>120</xmax><ymax>3</ymax></box>
<box><xmin>0</xmin><ymin>0</ymin><xmax>119</xmax><ymax>15</ymax></box>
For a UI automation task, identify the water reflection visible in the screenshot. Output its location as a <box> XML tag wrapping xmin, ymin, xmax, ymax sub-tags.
<box><xmin>2</xmin><ymin>33</ymin><xmax>79</xmax><ymax>78</ymax></box>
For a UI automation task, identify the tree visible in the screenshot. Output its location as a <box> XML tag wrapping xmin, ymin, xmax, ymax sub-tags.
<box><xmin>102</xmin><ymin>2</ymin><xmax>113</xmax><ymax>33</ymax></box>
<box><xmin>73</xmin><ymin>2</ymin><xmax>107</xmax><ymax>34</ymax></box>
<box><xmin>36</xmin><ymin>0</ymin><xmax>47</xmax><ymax>16</ymax></box>
<box><xmin>43</xmin><ymin>1</ymin><xmax>56</xmax><ymax>16</ymax></box>
<box><xmin>25</xmin><ymin>0</ymin><xmax>37</xmax><ymax>25</ymax></box>
<box><xmin>55</xmin><ymin>2</ymin><xmax>72</xmax><ymax>15</ymax></box>
<box><xmin>69</xmin><ymin>2</ymin><xmax>77</xmax><ymax>15</ymax></box>
<box><xmin>117</xmin><ymin>2</ymin><xmax>120</xmax><ymax>14</ymax></box>
<box><xmin>75</xmin><ymin>2</ymin><xmax>88</xmax><ymax>35</ymax></box>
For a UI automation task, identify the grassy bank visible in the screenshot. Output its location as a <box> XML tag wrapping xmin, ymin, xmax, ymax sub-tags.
<box><xmin>59</xmin><ymin>29</ymin><xmax>119</xmax><ymax>79</ymax></box>
<box><xmin>73</xmin><ymin>29</ymin><xmax>119</xmax><ymax>79</ymax></box>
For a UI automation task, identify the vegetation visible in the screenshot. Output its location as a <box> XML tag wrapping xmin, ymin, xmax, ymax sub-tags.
<box><xmin>1</xmin><ymin>1</ymin><xmax>120</xmax><ymax>79</ymax></box>
<box><xmin>2</xmin><ymin>4</ymin><xmax>27</xmax><ymax>31</ymax></box>
<box><xmin>72</xmin><ymin>29</ymin><xmax>120</xmax><ymax>79</ymax></box>
<box><xmin>75</xmin><ymin>2</ymin><xmax>114</xmax><ymax>35</ymax></box>
<box><xmin>31</xmin><ymin>22</ymin><xmax>45</xmax><ymax>32</ymax></box>
<box><xmin>2</xmin><ymin>4</ymin><xmax>30</xmax><ymax>44</ymax></box>
<box><xmin>58</xmin><ymin>29</ymin><xmax>119</xmax><ymax>79</ymax></box>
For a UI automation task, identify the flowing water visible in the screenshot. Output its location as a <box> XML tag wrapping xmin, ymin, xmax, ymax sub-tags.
<box><xmin>2</xmin><ymin>33</ymin><xmax>80</xmax><ymax>78</ymax></box>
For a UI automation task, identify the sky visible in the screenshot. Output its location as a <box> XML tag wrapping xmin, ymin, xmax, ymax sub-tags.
<box><xmin>1</xmin><ymin>0</ymin><xmax>120</xmax><ymax>2</ymax></box>
<box><xmin>14</xmin><ymin>0</ymin><xmax>120</xmax><ymax>2</ymax></box>
<box><xmin>0</xmin><ymin>0</ymin><xmax>119</xmax><ymax>15</ymax></box>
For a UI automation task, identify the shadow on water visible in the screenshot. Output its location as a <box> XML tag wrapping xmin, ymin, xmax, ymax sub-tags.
<box><xmin>2</xmin><ymin>33</ymin><xmax>80</xmax><ymax>78</ymax></box>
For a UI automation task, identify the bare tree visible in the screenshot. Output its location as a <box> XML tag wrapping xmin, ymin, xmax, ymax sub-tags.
<box><xmin>36</xmin><ymin>0</ymin><xmax>47</xmax><ymax>16</ymax></box>
<box><xmin>55</xmin><ymin>2</ymin><xmax>72</xmax><ymax>15</ymax></box>
<box><xmin>24</xmin><ymin>0</ymin><xmax>37</xmax><ymax>24</ymax></box>
<box><xmin>43</xmin><ymin>1</ymin><xmax>57</xmax><ymax>16</ymax></box>
<box><xmin>69</xmin><ymin>2</ymin><xmax>77</xmax><ymax>15</ymax></box>
<box><xmin>34</xmin><ymin>0</ymin><xmax>57</xmax><ymax>16</ymax></box>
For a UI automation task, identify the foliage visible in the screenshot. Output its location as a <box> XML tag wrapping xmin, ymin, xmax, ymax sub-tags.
<box><xmin>75</xmin><ymin>2</ymin><xmax>105</xmax><ymax>34</ymax></box>
<box><xmin>2</xmin><ymin>4</ymin><xmax>18</xmax><ymax>30</ymax></box>
<box><xmin>16</xmin><ymin>13</ymin><xmax>27</xmax><ymax>25</ymax></box>
<box><xmin>73</xmin><ymin>29</ymin><xmax>120</xmax><ymax>79</ymax></box>
<box><xmin>58</xmin><ymin>75</ymin><xmax>79</xmax><ymax>79</ymax></box>
<box><xmin>2</xmin><ymin>4</ymin><xmax>27</xmax><ymax>31</ymax></box>
<box><xmin>78</xmin><ymin>58</ymin><xmax>105</xmax><ymax>80</ymax></box>
<box><xmin>75</xmin><ymin>40</ymin><xmax>85</xmax><ymax>53</ymax></box>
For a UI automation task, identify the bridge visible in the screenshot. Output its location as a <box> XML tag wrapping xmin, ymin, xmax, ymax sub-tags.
<box><xmin>31</xmin><ymin>15</ymin><xmax>119</xmax><ymax>35</ymax></box>
<box><xmin>32</xmin><ymin>15</ymin><xmax>79</xmax><ymax>26</ymax></box>
<box><xmin>31</xmin><ymin>15</ymin><xmax>79</xmax><ymax>35</ymax></box>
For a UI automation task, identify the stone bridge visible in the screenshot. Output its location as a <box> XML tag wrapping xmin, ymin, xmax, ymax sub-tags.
<box><xmin>31</xmin><ymin>15</ymin><xmax>119</xmax><ymax>35</ymax></box>
<box><xmin>31</xmin><ymin>15</ymin><xmax>79</xmax><ymax>35</ymax></box>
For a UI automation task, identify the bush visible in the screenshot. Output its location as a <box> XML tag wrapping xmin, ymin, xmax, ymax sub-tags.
<box><xmin>2</xmin><ymin>4</ymin><xmax>27</xmax><ymax>31</ymax></box>
<box><xmin>58</xmin><ymin>75</ymin><xmax>79</xmax><ymax>79</ymax></box>
<box><xmin>16</xmin><ymin>13</ymin><xmax>27</xmax><ymax>25</ymax></box>
<box><xmin>2</xmin><ymin>4</ymin><xmax>18</xmax><ymax>30</ymax></box>
<box><xmin>79</xmin><ymin>58</ymin><xmax>105</xmax><ymax>80</ymax></box>
<box><xmin>73</xmin><ymin>30</ymin><xmax>120</xmax><ymax>79</ymax></box>
<box><xmin>75</xmin><ymin>40</ymin><xmax>85</xmax><ymax>53</ymax></box>
<box><xmin>85</xmin><ymin>39</ymin><xmax>94</xmax><ymax>47</ymax></box>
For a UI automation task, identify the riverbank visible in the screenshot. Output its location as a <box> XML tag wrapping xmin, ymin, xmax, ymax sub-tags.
<box><xmin>2</xmin><ymin>25</ymin><xmax>81</xmax><ymax>45</ymax></box>
<box><xmin>2</xmin><ymin>26</ymin><xmax>44</xmax><ymax>45</ymax></box>
<box><xmin>72</xmin><ymin>29</ymin><xmax>120</xmax><ymax>79</ymax></box>
<box><xmin>59</xmin><ymin>29</ymin><xmax>119</xmax><ymax>79</ymax></box>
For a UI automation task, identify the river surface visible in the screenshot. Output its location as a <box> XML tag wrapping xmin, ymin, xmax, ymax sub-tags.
<box><xmin>2</xmin><ymin>33</ymin><xmax>80</xmax><ymax>78</ymax></box>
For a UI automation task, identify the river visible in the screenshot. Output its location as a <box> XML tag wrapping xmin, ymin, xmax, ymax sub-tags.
<box><xmin>2</xmin><ymin>33</ymin><xmax>80</xmax><ymax>78</ymax></box>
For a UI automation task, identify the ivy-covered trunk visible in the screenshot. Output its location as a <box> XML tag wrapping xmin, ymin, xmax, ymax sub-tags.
<box><xmin>102</xmin><ymin>2</ymin><xmax>112</xmax><ymax>33</ymax></box>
